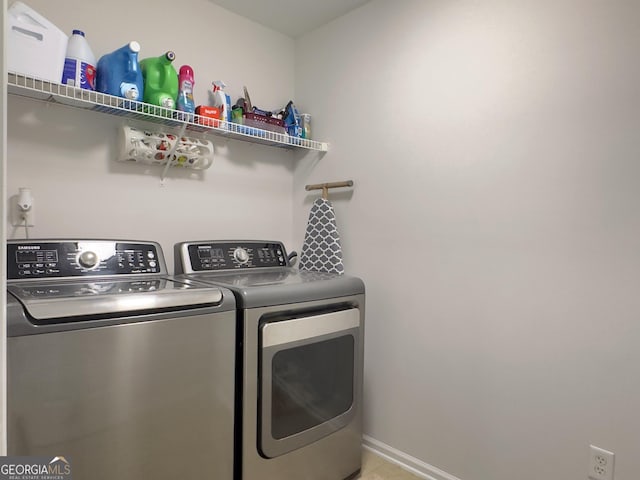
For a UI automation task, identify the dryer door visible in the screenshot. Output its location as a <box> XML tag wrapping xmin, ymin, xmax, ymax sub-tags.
<box><xmin>259</xmin><ymin>308</ymin><xmax>360</xmax><ymax>458</ymax></box>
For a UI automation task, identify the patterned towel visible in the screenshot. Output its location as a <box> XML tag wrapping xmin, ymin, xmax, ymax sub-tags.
<box><xmin>299</xmin><ymin>198</ymin><xmax>344</xmax><ymax>274</ymax></box>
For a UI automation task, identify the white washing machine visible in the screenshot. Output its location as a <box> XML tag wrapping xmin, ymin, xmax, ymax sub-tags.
<box><xmin>174</xmin><ymin>240</ymin><xmax>365</xmax><ymax>480</ymax></box>
<box><xmin>6</xmin><ymin>239</ymin><xmax>236</xmax><ymax>480</ymax></box>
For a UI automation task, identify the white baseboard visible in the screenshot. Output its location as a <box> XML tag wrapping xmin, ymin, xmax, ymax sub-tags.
<box><xmin>362</xmin><ymin>435</ymin><xmax>463</xmax><ymax>480</ymax></box>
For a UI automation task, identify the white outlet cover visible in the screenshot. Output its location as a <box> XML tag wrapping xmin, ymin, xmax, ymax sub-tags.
<box><xmin>588</xmin><ymin>445</ymin><xmax>615</xmax><ymax>480</ymax></box>
<box><xmin>11</xmin><ymin>201</ymin><xmax>35</xmax><ymax>227</ymax></box>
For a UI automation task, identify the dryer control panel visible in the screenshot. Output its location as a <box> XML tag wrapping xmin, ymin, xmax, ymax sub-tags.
<box><xmin>181</xmin><ymin>241</ymin><xmax>288</xmax><ymax>273</ymax></box>
<box><xmin>7</xmin><ymin>240</ymin><xmax>165</xmax><ymax>280</ymax></box>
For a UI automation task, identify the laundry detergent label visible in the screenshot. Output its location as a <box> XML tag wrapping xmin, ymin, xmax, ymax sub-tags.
<box><xmin>61</xmin><ymin>58</ymin><xmax>96</xmax><ymax>90</ymax></box>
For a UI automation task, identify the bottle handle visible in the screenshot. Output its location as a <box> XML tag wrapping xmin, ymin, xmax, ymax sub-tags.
<box><xmin>128</xmin><ymin>51</ymin><xmax>137</xmax><ymax>72</ymax></box>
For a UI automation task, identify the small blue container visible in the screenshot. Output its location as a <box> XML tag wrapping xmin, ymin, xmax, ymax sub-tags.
<box><xmin>96</xmin><ymin>41</ymin><xmax>144</xmax><ymax>101</ymax></box>
<box><xmin>284</xmin><ymin>100</ymin><xmax>303</xmax><ymax>137</ymax></box>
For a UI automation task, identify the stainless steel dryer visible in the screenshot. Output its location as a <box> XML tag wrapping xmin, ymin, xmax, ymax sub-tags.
<box><xmin>6</xmin><ymin>239</ymin><xmax>236</xmax><ymax>480</ymax></box>
<box><xmin>174</xmin><ymin>240</ymin><xmax>365</xmax><ymax>480</ymax></box>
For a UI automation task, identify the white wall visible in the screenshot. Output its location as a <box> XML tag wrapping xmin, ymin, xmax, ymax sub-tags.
<box><xmin>295</xmin><ymin>1</ymin><xmax>640</xmax><ymax>479</ymax></box>
<box><xmin>6</xmin><ymin>0</ymin><xmax>298</xmax><ymax>270</ymax></box>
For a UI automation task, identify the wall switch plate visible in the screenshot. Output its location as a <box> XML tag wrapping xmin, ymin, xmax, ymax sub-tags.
<box><xmin>588</xmin><ymin>445</ymin><xmax>615</xmax><ymax>480</ymax></box>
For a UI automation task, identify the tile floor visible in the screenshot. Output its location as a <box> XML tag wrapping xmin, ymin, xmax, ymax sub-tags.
<box><xmin>359</xmin><ymin>449</ymin><xmax>421</xmax><ymax>480</ymax></box>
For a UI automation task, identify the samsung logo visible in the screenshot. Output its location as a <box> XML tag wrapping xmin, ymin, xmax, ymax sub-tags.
<box><xmin>17</xmin><ymin>245</ymin><xmax>41</xmax><ymax>250</ymax></box>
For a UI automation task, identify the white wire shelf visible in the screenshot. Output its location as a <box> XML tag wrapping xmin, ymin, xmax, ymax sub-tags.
<box><xmin>7</xmin><ymin>72</ymin><xmax>329</xmax><ymax>152</ymax></box>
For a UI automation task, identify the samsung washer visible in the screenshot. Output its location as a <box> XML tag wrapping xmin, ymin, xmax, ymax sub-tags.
<box><xmin>174</xmin><ymin>240</ymin><xmax>365</xmax><ymax>480</ymax></box>
<box><xmin>6</xmin><ymin>239</ymin><xmax>236</xmax><ymax>480</ymax></box>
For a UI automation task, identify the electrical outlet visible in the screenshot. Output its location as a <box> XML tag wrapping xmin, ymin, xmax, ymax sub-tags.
<box><xmin>588</xmin><ymin>445</ymin><xmax>615</xmax><ymax>480</ymax></box>
<box><xmin>11</xmin><ymin>188</ymin><xmax>35</xmax><ymax>227</ymax></box>
<box><xmin>11</xmin><ymin>200</ymin><xmax>35</xmax><ymax>227</ymax></box>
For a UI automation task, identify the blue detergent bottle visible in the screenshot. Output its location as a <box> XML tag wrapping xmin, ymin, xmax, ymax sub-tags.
<box><xmin>96</xmin><ymin>41</ymin><xmax>144</xmax><ymax>101</ymax></box>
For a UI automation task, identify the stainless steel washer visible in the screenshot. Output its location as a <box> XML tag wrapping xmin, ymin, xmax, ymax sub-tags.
<box><xmin>174</xmin><ymin>240</ymin><xmax>365</xmax><ymax>480</ymax></box>
<box><xmin>6</xmin><ymin>239</ymin><xmax>236</xmax><ymax>480</ymax></box>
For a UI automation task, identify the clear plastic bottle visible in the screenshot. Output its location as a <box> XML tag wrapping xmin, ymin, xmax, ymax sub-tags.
<box><xmin>177</xmin><ymin>65</ymin><xmax>195</xmax><ymax>114</ymax></box>
<box><xmin>61</xmin><ymin>29</ymin><xmax>96</xmax><ymax>90</ymax></box>
<box><xmin>212</xmin><ymin>80</ymin><xmax>231</xmax><ymax>123</ymax></box>
<box><xmin>300</xmin><ymin>113</ymin><xmax>311</xmax><ymax>139</ymax></box>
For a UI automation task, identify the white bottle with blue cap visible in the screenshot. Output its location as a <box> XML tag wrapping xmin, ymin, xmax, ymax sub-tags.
<box><xmin>61</xmin><ymin>29</ymin><xmax>96</xmax><ymax>90</ymax></box>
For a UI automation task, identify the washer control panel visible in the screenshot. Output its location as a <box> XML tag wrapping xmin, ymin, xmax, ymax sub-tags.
<box><xmin>7</xmin><ymin>240</ymin><xmax>164</xmax><ymax>280</ymax></box>
<box><xmin>185</xmin><ymin>241</ymin><xmax>287</xmax><ymax>272</ymax></box>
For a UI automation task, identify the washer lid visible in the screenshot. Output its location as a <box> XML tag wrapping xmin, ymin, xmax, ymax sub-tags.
<box><xmin>8</xmin><ymin>277</ymin><xmax>224</xmax><ymax>321</ymax></box>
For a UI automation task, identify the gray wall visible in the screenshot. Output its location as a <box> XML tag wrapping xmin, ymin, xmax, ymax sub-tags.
<box><xmin>294</xmin><ymin>1</ymin><xmax>640</xmax><ymax>479</ymax></box>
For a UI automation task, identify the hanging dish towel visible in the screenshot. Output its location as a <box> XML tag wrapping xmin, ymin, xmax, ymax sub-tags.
<box><xmin>299</xmin><ymin>197</ymin><xmax>345</xmax><ymax>274</ymax></box>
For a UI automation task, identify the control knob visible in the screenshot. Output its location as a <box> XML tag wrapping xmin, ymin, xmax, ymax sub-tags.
<box><xmin>233</xmin><ymin>247</ymin><xmax>250</xmax><ymax>264</ymax></box>
<box><xmin>78</xmin><ymin>250</ymin><xmax>99</xmax><ymax>269</ymax></box>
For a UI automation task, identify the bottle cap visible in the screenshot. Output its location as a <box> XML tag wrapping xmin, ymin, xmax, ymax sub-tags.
<box><xmin>129</xmin><ymin>41</ymin><xmax>141</xmax><ymax>53</ymax></box>
<box><xmin>72</xmin><ymin>29</ymin><xmax>85</xmax><ymax>36</ymax></box>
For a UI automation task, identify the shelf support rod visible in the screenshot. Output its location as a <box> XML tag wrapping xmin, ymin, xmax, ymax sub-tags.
<box><xmin>305</xmin><ymin>180</ymin><xmax>354</xmax><ymax>200</ymax></box>
<box><xmin>160</xmin><ymin>122</ymin><xmax>188</xmax><ymax>184</ymax></box>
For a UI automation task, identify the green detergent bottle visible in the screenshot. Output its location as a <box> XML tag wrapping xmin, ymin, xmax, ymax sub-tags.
<box><xmin>140</xmin><ymin>51</ymin><xmax>178</xmax><ymax>110</ymax></box>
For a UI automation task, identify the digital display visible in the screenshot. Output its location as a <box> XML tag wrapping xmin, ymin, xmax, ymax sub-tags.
<box><xmin>16</xmin><ymin>251</ymin><xmax>37</xmax><ymax>263</ymax></box>
<box><xmin>258</xmin><ymin>249</ymin><xmax>274</xmax><ymax>259</ymax></box>
<box><xmin>15</xmin><ymin>249</ymin><xmax>58</xmax><ymax>264</ymax></box>
<box><xmin>198</xmin><ymin>248</ymin><xmax>224</xmax><ymax>259</ymax></box>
